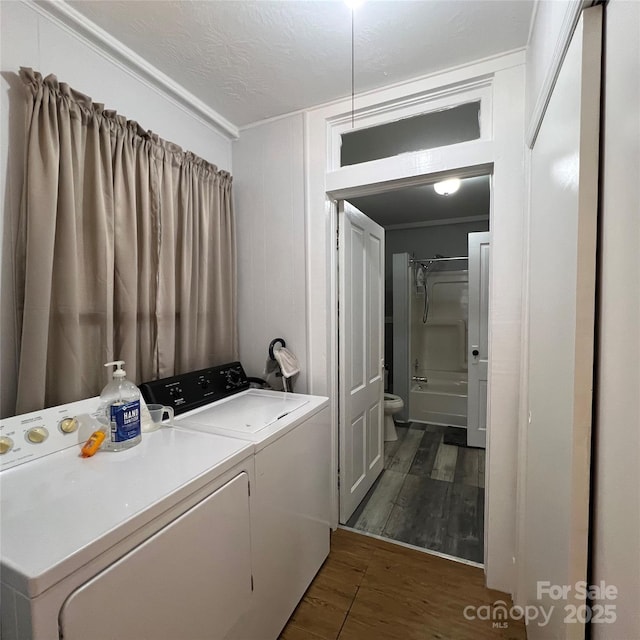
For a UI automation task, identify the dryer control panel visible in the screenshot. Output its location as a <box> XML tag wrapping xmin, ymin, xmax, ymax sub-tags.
<box><xmin>0</xmin><ymin>397</ymin><xmax>102</xmax><ymax>470</ymax></box>
<box><xmin>139</xmin><ymin>362</ymin><xmax>250</xmax><ymax>415</ymax></box>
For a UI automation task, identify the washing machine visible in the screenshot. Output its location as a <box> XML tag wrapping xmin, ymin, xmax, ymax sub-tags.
<box><xmin>0</xmin><ymin>396</ymin><xmax>255</xmax><ymax>640</ymax></box>
<box><xmin>140</xmin><ymin>361</ymin><xmax>331</xmax><ymax>640</ymax></box>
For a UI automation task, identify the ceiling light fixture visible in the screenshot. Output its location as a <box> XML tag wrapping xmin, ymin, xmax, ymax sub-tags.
<box><xmin>433</xmin><ymin>178</ymin><xmax>461</xmax><ymax>196</ymax></box>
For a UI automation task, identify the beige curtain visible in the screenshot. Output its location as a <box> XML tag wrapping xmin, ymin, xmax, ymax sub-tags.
<box><xmin>15</xmin><ymin>68</ymin><xmax>237</xmax><ymax>413</ymax></box>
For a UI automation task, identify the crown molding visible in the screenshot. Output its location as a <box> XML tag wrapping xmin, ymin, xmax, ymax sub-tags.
<box><xmin>29</xmin><ymin>0</ymin><xmax>239</xmax><ymax>140</ymax></box>
<box><xmin>241</xmin><ymin>49</ymin><xmax>525</xmax><ymax>132</ymax></box>
<box><xmin>384</xmin><ymin>214</ymin><xmax>489</xmax><ymax>231</ymax></box>
<box><xmin>526</xmin><ymin>0</ymin><xmax>591</xmax><ymax>148</ymax></box>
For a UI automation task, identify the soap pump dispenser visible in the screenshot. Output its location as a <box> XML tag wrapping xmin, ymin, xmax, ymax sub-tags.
<box><xmin>101</xmin><ymin>360</ymin><xmax>142</xmax><ymax>452</ymax></box>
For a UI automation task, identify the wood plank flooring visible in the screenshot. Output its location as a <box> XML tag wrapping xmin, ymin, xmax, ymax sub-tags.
<box><xmin>347</xmin><ymin>424</ymin><xmax>484</xmax><ymax>563</ymax></box>
<box><xmin>280</xmin><ymin>528</ymin><xmax>526</xmax><ymax>640</ymax></box>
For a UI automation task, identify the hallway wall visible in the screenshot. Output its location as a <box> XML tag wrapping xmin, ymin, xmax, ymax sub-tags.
<box><xmin>520</xmin><ymin>2</ymin><xmax>640</xmax><ymax>634</ymax></box>
<box><xmin>591</xmin><ymin>1</ymin><xmax>640</xmax><ymax>636</ymax></box>
<box><xmin>233</xmin><ymin>115</ymin><xmax>308</xmax><ymax>391</ymax></box>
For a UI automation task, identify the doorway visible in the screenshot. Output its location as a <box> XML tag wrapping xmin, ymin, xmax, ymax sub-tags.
<box><xmin>337</xmin><ymin>176</ymin><xmax>490</xmax><ymax>564</ymax></box>
<box><xmin>305</xmin><ymin>54</ymin><xmax>526</xmax><ymax>593</ymax></box>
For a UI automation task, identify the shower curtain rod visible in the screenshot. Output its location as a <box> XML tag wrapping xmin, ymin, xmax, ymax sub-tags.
<box><xmin>409</xmin><ymin>256</ymin><xmax>468</xmax><ymax>264</ymax></box>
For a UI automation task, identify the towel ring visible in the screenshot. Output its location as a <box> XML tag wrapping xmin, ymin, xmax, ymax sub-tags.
<box><xmin>268</xmin><ymin>338</ymin><xmax>286</xmax><ymax>361</ymax></box>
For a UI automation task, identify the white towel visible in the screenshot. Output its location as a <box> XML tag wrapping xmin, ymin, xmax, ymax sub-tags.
<box><xmin>273</xmin><ymin>347</ymin><xmax>300</xmax><ymax>379</ymax></box>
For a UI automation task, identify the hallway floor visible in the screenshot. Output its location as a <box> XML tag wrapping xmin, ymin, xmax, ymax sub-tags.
<box><xmin>280</xmin><ymin>528</ymin><xmax>524</xmax><ymax>640</ymax></box>
<box><xmin>346</xmin><ymin>424</ymin><xmax>485</xmax><ymax>564</ymax></box>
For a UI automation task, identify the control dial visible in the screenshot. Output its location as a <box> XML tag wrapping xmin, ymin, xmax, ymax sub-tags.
<box><xmin>26</xmin><ymin>427</ymin><xmax>49</xmax><ymax>444</ymax></box>
<box><xmin>0</xmin><ymin>436</ymin><xmax>14</xmax><ymax>454</ymax></box>
<box><xmin>59</xmin><ymin>417</ymin><xmax>78</xmax><ymax>434</ymax></box>
<box><xmin>225</xmin><ymin>368</ymin><xmax>243</xmax><ymax>388</ymax></box>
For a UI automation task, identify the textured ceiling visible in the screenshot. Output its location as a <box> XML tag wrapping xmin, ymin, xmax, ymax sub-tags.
<box><xmin>349</xmin><ymin>175</ymin><xmax>490</xmax><ymax>227</ymax></box>
<box><xmin>68</xmin><ymin>0</ymin><xmax>534</xmax><ymax>127</ymax></box>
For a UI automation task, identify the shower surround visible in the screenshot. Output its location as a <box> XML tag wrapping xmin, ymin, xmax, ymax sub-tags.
<box><xmin>410</xmin><ymin>269</ymin><xmax>469</xmax><ymax>428</ymax></box>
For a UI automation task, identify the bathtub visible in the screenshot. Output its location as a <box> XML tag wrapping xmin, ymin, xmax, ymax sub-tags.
<box><xmin>409</xmin><ymin>375</ymin><xmax>468</xmax><ymax>428</ymax></box>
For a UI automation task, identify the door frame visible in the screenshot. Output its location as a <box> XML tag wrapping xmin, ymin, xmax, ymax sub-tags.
<box><xmin>305</xmin><ymin>51</ymin><xmax>527</xmax><ymax>593</ymax></box>
<box><xmin>332</xmin><ymin>171</ymin><xmax>492</xmax><ymax>516</ymax></box>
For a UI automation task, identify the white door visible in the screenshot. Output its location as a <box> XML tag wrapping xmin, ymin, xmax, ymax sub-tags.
<box><xmin>338</xmin><ymin>201</ymin><xmax>385</xmax><ymax>523</ymax></box>
<box><xmin>467</xmin><ymin>231</ymin><xmax>490</xmax><ymax>449</ymax></box>
<box><xmin>523</xmin><ymin>7</ymin><xmax>601</xmax><ymax>639</ymax></box>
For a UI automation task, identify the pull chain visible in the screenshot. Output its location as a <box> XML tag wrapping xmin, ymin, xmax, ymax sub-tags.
<box><xmin>351</xmin><ymin>8</ymin><xmax>355</xmax><ymax>128</ymax></box>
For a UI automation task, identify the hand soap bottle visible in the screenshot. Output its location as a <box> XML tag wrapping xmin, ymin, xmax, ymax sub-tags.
<box><xmin>101</xmin><ymin>360</ymin><xmax>142</xmax><ymax>452</ymax></box>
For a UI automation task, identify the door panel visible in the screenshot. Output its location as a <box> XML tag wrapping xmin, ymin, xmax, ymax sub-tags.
<box><xmin>350</xmin><ymin>224</ymin><xmax>366</xmax><ymax>391</ymax></box>
<box><xmin>339</xmin><ymin>202</ymin><xmax>385</xmax><ymax>523</ymax></box>
<box><xmin>467</xmin><ymin>231</ymin><xmax>490</xmax><ymax>448</ymax></box>
<box><xmin>523</xmin><ymin>7</ymin><xmax>601</xmax><ymax>639</ymax></box>
<box><xmin>59</xmin><ymin>473</ymin><xmax>252</xmax><ymax>640</ymax></box>
<box><xmin>350</xmin><ymin>413</ymin><xmax>366</xmax><ymax>491</ymax></box>
<box><xmin>368</xmin><ymin>402</ymin><xmax>382</xmax><ymax>467</ymax></box>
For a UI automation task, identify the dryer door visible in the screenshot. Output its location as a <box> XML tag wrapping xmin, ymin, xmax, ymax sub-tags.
<box><xmin>59</xmin><ymin>472</ymin><xmax>252</xmax><ymax>640</ymax></box>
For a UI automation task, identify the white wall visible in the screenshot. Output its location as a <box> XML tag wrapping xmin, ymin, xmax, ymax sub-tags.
<box><xmin>233</xmin><ymin>115</ymin><xmax>308</xmax><ymax>392</ymax></box>
<box><xmin>522</xmin><ymin>11</ymin><xmax>601</xmax><ymax>637</ymax></box>
<box><xmin>516</xmin><ymin>0</ymin><xmax>589</xmax><ymax>607</ymax></box>
<box><xmin>0</xmin><ymin>0</ymin><xmax>232</xmax><ymax>418</ymax></box>
<box><xmin>525</xmin><ymin>0</ymin><xmax>584</xmax><ymax>142</ymax></box>
<box><xmin>521</xmin><ymin>3</ymin><xmax>640</xmax><ymax>634</ymax></box>
<box><xmin>591</xmin><ymin>1</ymin><xmax>640</xmax><ymax>636</ymax></box>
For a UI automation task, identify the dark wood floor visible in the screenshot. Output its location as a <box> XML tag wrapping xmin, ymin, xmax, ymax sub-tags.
<box><xmin>280</xmin><ymin>528</ymin><xmax>526</xmax><ymax>640</ymax></box>
<box><xmin>346</xmin><ymin>424</ymin><xmax>485</xmax><ymax>563</ymax></box>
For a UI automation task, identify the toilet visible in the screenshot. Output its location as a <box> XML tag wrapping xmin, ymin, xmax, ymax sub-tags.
<box><xmin>383</xmin><ymin>393</ymin><xmax>404</xmax><ymax>441</ymax></box>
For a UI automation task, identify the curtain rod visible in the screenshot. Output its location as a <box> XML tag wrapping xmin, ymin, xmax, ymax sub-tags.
<box><xmin>409</xmin><ymin>256</ymin><xmax>468</xmax><ymax>264</ymax></box>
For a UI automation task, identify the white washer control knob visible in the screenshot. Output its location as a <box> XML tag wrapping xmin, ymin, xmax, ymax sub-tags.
<box><xmin>59</xmin><ymin>417</ymin><xmax>78</xmax><ymax>434</ymax></box>
<box><xmin>26</xmin><ymin>427</ymin><xmax>49</xmax><ymax>444</ymax></box>
<box><xmin>0</xmin><ymin>436</ymin><xmax>14</xmax><ymax>454</ymax></box>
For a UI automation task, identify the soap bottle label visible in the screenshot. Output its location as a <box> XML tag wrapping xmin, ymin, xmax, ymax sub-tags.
<box><xmin>110</xmin><ymin>400</ymin><xmax>141</xmax><ymax>442</ymax></box>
